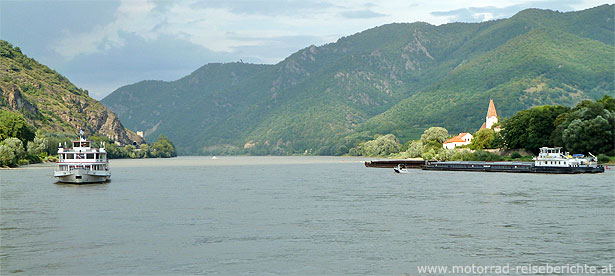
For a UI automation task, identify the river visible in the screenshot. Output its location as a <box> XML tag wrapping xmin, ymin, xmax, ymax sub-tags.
<box><xmin>1</xmin><ymin>156</ymin><xmax>613</xmax><ymax>274</ymax></box>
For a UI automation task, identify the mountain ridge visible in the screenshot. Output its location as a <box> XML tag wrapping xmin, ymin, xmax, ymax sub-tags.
<box><xmin>102</xmin><ymin>4</ymin><xmax>615</xmax><ymax>155</ymax></box>
<box><xmin>0</xmin><ymin>40</ymin><xmax>144</xmax><ymax>145</ymax></box>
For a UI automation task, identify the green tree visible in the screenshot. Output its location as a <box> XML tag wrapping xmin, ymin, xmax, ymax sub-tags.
<box><xmin>404</xmin><ymin>140</ymin><xmax>424</xmax><ymax>158</ymax></box>
<box><xmin>124</xmin><ymin>145</ymin><xmax>136</xmax><ymax>158</ymax></box>
<box><xmin>471</xmin><ymin>128</ymin><xmax>495</xmax><ymax>150</ymax></box>
<box><xmin>562</xmin><ymin>115</ymin><xmax>613</xmax><ymax>154</ymax></box>
<box><xmin>139</xmin><ymin>144</ymin><xmax>151</xmax><ymax>158</ymax></box>
<box><xmin>0</xmin><ymin>110</ymin><xmax>35</xmax><ymax>143</ymax></box>
<box><xmin>27</xmin><ymin>133</ymin><xmax>48</xmax><ymax>156</ymax></box>
<box><xmin>361</xmin><ymin>134</ymin><xmax>401</xmax><ymax>156</ymax></box>
<box><xmin>420</xmin><ymin>127</ymin><xmax>449</xmax><ymax>143</ymax></box>
<box><xmin>0</xmin><ymin>144</ymin><xmax>15</xmax><ymax>166</ymax></box>
<box><xmin>1</xmin><ymin>137</ymin><xmax>25</xmax><ymax>165</ymax></box>
<box><xmin>551</xmin><ymin>96</ymin><xmax>615</xmax><ymax>155</ymax></box>
<box><xmin>151</xmin><ymin>135</ymin><xmax>177</xmax><ymax>158</ymax></box>
<box><xmin>502</xmin><ymin>105</ymin><xmax>569</xmax><ymax>153</ymax></box>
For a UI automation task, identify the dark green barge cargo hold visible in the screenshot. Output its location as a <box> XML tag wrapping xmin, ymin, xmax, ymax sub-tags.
<box><xmin>365</xmin><ymin>160</ymin><xmax>605</xmax><ymax>174</ymax></box>
<box><xmin>422</xmin><ymin>161</ymin><xmax>605</xmax><ymax>174</ymax></box>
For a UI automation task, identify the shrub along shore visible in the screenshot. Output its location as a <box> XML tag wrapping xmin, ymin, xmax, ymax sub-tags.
<box><xmin>0</xmin><ymin>110</ymin><xmax>177</xmax><ymax>168</ymax></box>
<box><xmin>349</xmin><ymin>96</ymin><xmax>615</xmax><ymax>164</ymax></box>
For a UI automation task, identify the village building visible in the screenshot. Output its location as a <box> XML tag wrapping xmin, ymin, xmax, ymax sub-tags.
<box><xmin>443</xmin><ymin>132</ymin><xmax>473</xmax><ymax>149</ymax></box>
<box><xmin>442</xmin><ymin>99</ymin><xmax>500</xmax><ymax>149</ymax></box>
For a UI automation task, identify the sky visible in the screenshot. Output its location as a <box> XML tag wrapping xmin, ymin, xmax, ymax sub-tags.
<box><xmin>0</xmin><ymin>0</ymin><xmax>609</xmax><ymax>100</ymax></box>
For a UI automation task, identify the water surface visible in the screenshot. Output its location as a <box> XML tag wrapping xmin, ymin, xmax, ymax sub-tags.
<box><xmin>1</xmin><ymin>156</ymin><xmax>614</xmax><ymax>274</ymax></box>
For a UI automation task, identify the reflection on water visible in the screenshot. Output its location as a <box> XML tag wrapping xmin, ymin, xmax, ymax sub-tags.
<box><xmin>1</xmin><ymin>156</ymin><xmax>614</xmax><ymax>274</ymax></box>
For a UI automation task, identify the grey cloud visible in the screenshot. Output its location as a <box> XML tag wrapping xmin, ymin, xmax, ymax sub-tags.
<box><xmin>431</xmin><ymin>0</ymin><xmax>583</xmax><ymax>23</ymax></box>
<box><xmin>189</xmin><ymin>0</ymin><xmax>336</xmax><ymax>16</ymax></box>
<box><xmin>231</xmin><ymin>34</ymin><xmax>328</xmax><ymax>63</ymax></box>
<box><xmin>0</xmin><ymin>0</ymin><xmax>118</xmax><ymax>63</ymax></box>
<box><xmin>340</xmin><ymin>9</ymin><xmax>387</xmax><ymax>19</ymax></box>
<box><xmin>57</xmin><ymin>32</ymin><xmax>326</xmax><ymax>99</ymax></box>
<box><xmin>58</xmin><ymin>32</ymin><xmax>238</xmax><ymax>99</ymax></box>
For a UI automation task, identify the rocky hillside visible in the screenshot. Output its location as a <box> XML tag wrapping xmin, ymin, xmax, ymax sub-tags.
<box><xmin>102</xmin><ymin>5</ymin><xmax>614</xmax><ymax>155</ymax></box>
<box><xmin>0</xmin><ymin>40</ymin><xmax>143</xmax><ymax>145</ymax></box>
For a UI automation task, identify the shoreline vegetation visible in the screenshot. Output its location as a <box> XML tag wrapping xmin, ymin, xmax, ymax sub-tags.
<box><xmin>347</xmin><ymin>96</ymin><xmax>615</xmax><ymax>164</ymax></box>
<box><xmin>0</xmin><ymin>110</ymin><xmax>177</xmax><ymax>168</ymax></box>
<box><xmin>2</xmin><ymin>96</ymin><xmax>612</xmax><ymax>167</ymax></box>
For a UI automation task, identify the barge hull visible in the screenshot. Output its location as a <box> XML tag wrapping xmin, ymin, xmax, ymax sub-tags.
<box><xmin>422</xmin><ymin>162</ymin><xmax>605</xmax><ymax>174</ymax></box>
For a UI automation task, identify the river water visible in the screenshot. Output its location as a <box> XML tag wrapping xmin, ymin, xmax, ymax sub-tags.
<box><xmin>1</xmin><ymin>156</ymin><xmax>614</xmax><ymax>275</ymax></box>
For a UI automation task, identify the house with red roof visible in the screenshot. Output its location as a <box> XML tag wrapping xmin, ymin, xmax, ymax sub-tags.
<box><xmin>443</xmin><ymin>132</ymin><xmax>473</xmax><ymax>149</ymax></box>
<box><xmin>442</xmin><ymin>99</ymin><xmax>500</xmax><ymax>149</ymax></box>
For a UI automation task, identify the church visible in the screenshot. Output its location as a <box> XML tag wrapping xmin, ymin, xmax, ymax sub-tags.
<box><xmin>480</xmin><ymin>99</ymin><xmax>499</xmax><ymax>131</ymax></box>
<box><xmin>442</xmin><ymin>99</ymin><xmax>499</xmax><ymax>149</ymax></box>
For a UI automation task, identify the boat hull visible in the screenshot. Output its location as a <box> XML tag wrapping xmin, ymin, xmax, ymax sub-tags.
<box><xmin>54</xmin><ymin>169</ymin><xmax>110</xmax><ymax>184</ymax></box>
<box><xmin>422</xmin><ymin>162</ymin><xmax>605</xmax><ymax>174</ymax></box>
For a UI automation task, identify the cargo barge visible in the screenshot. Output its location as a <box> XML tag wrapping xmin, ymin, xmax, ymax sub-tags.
<box><xmin>367</xmin><ymin>147</ymin><xmax>605</xmax><ymax>174</ymax></box>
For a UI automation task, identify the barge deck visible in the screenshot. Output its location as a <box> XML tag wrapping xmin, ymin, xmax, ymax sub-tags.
<box><xmin>422</xmin><ymin>161</ymin><xmax>604</xmax><ymax>174</ymax></box>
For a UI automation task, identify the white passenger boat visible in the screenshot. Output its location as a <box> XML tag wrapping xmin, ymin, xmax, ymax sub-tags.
<box><xmin>54</xmin><ymin>131</ymin><xmax>110</xmax><ymax>183</ymax></box>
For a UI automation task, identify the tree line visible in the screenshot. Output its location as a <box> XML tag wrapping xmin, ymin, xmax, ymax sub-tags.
<box><xmin>349</xmin><ymin>95</ymin><xmax>614</xmax><ymax>162</ymax></box>
<box><xmin>0</xmin><ymin>110</ymin><xmax>177</xmax><ymax>167</ymax></box>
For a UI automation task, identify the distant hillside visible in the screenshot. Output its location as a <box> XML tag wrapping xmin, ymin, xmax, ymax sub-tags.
<box><xmin>102</xmin><ymin>5</ymin><xmax>615</xmax><ymax>155</ymax></box>
<box><xmin>0</xmin><ymin>41</ymin><xmax>143</xmax><ymax>144</ymax></box>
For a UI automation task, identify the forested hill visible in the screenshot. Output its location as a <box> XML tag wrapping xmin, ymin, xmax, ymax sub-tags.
<box><xmin>102</xmin><ymin>4</ymin><xmax>615</xmax><ymax>155</ymax></box>
<box><xmin>0</xmin><ymin>41</ymin><xmax>143</xmax><ymax>145</ymax></box>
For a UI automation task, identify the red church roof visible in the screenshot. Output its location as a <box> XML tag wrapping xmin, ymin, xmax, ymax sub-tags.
<box><xmin>487</xmin><ymin>99</ymin><xmax>497</xmax><ymax>118</ymax></box>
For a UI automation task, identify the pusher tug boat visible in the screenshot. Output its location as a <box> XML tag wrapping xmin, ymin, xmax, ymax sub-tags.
<box><xmin>54</xmin><ymin>130</ymin><xmax>110</xmax><ymax>183</ymax></box>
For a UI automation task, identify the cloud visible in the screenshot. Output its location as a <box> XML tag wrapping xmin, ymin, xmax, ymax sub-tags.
<box><xmin>341</xmin><ymin>10</ymin><xmax>387</xmax><ymax>19</ymax></box>
<box><xmin>7</xmin><ymin>0</ymin><xmax>608</xmax><ymax>99</ymax></box>
<box><xmin>189</xmin><ymin>0</ymin><xmax>336</xmax><ymax>16</ymax></box>
<box><xmin>430</xmin><ymin>0</ymin><xmax>586</xmax><ymax>23</ymax></box>
<box><xmin>53</xmin><ymin>0</ymin><xmax>158</xmax><ymax>59</ymax></box>
<box><xmin>51</xmin><ymin>0</ymin><xmax>343</xmax><ymax>59</ymax></box>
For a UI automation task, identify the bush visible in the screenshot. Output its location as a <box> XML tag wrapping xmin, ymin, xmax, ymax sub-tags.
<box><xmin>510</xmin><ymin>152</ymin><xmax>522</xmax><ymax>159</ymax></box>
<box><xmin>597</xmin><ymin>154</ymin><xmax>611</xmax><ymax>164</ymax></box>
<box><xmin>0</xmin><ymin>144</ymin><xmax>15</xmax><ymax>166</ymax></box>
<box><xmin>449</xmin><ymin>149</ymin><xmax>504</xmax><ymax>161</ymax></box>
<box><xmin>473</xmin><ymin>150</ymin><xmax>504</xmax><ymax>161</ymax></box>
<box><xmin>350</xmin><ymin>134</ymin><xmax>401</xmax><ymax>157</ymax></box>
<box><xmin>26</xmin><ymin>154</ymin><xmax>41</xmax><ymax>164</ymax></box>
<box><xmin>17</xmin><ymin>159</ymin><xmax>30</xmax><ymax>166</ymax></box>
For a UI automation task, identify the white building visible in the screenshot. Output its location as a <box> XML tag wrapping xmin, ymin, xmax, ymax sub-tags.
<box><xmin>443</xmin><ymin>132</ymin><xmax>473</xmax><ymax>149</ymax></box>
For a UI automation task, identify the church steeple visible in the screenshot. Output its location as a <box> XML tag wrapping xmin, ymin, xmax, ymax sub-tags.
<box><xmin>483</xmin><ymin>99</ymin><xmax>499</xmax><ymax>130</ymax></box>
<box><xmin>487</xmin><ymin>99</ymin><xmax>497</xmax><ymax>118</ymax></box>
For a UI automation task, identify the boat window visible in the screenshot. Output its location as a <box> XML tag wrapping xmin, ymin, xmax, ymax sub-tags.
<box><xmin>73</xmin><ymin>142</ymin><xmax>79</xmax><ymax>147</ymax></box>
<box><xmin>67</xmin><ymin>153</ymin><xmax>74</xmax><ymax>159</ymax></box>
<box><xmin>87</xmin><ymin>153</ymin><xmax>94</xmax><ymax>159</ymax></box>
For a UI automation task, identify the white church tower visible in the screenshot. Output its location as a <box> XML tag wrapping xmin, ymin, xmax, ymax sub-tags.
<box><xmin>480</xmin><ymin>99</ymin><xmax>499</xmax><ymax>130</ymax></box>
